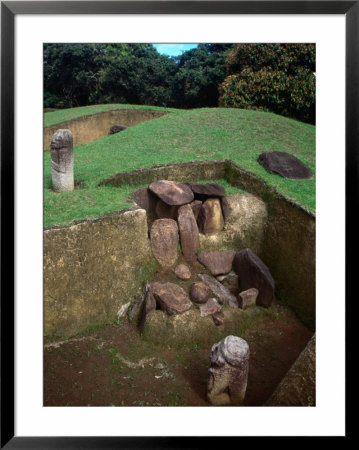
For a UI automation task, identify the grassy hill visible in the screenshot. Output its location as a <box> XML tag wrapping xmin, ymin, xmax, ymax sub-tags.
<box><xmin>44</xmin><ymin>106</ymin><xmax>315</xmax><ymax>228</ymax></box>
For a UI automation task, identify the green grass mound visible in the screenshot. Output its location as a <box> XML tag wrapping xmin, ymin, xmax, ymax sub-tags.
<box><xmin>44</xmin><ymin>106</ymin><xmax>315</xmax><ymax>228</ymax></box>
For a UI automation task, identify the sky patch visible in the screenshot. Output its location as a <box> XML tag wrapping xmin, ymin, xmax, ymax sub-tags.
<box><xmin>153</xmin><ymin>43</ymin><xmax>199</xmax><ymax>56</ymax></box>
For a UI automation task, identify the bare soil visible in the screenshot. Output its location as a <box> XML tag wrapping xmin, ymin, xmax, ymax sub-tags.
<box><xmin>44</xmin><ymin>300</ymin><xmax>313</xmax><ymax>407</ymax></box>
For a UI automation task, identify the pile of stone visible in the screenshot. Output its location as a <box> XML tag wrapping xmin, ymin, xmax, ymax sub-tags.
<box><xmin>141</xmin><ymin>247</ymin><xmax>275</xmax><ymax>329</ymax></box>
<box><xmin>132</xmin><ymin>180</ymin><xmax>228</xmax><ymax>243</ymax></box>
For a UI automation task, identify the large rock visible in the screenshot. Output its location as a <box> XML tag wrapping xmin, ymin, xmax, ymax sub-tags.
<box><xmin>233</xmin><ymin>248</ymin><xmax>275</xmax><ymax>308</ymax></box>
<box><xmin>177</xmin><ymin>204</ymin><xmax>200</xmax><ymax>262</ymax></box>
<box><xmin>198</xmin><ymin>274</ymin><xmax>239</xmax><ymax>308</ymax></box>
<box><xmin>190</xmin><ymin>282</ymin><xmax>211</xmax><ymax>304</ymax></box>
<box><xmin>200</xmin><ymin>298</ymin><xmax>221</xmax><ymax>317</ymax></box>
<box><xmin>155</xmin><ymin>198</ymin><xmax>179</xmax><ymax>220</ymax></box>
<box><xmin>216</xmin><ymin>271</ymin><xmax>239</xmax><ymax>295</ymax></box>
<box><xmin>207</xmin><ymin>335</ymin><xmax>250</xmax><ymax>406</ymax></box>
<box><xmin>108</xmin><ymin>124</ymin><xmax>128</xmax><ymax>135</ymax></box>
<box><xmin>131</xmin><ymin>188</ymin><xmax>157</xmax><ymax>213</ymax></box>
<box><xmin>149</xmin><ymin>282</ymin><xmax>192</xmax><ymax>315</ymax></box>
<box><xmin>149</xmin><ymin>180</ymin><xmax>194</xmax><ymax>206</ymax></box>
<box><xmin>258</xmin><ymin>151</ymin><xmax>312</xmax><ymax>179</ymax></box>
<box><xmin>150</xmin><ymin>219</ymin><xmax>179</xmax><ymax>267</ymax></box>
<box><xmin>220</xmin><ymin>196</ymin><xmax>230</xmax><ymax>223</ymax></box>
<box><xmin>189</xmin><ymin>182</ymin><xmax>225</xmax><ymax>198</ymax></box>
<box><xmin>197</xmin><ymin>250</ymin><xmax>235</xmax><ymax>276</ymax></box>
<box><xmin>51</xmin><ymin>129</ymin><xmax>74</xmax><ymax>193</ymax></box>
<box><xmin>189</xmin><ymin>200</ymin><xmax>202</xmax><ymax>220</ymax></box>
<box><xmin>197</xmin><ymin>198</ymin><xmax>224</xmax><ymax>234</ymax></box>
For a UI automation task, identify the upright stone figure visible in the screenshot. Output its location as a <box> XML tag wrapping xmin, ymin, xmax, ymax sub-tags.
<box><xmin>207</xmin><ymin>335</ymin><xmax>250</xmax><ymax>406</ymax></box>
<box><xmin>51</xmin><ymin>129</ymin><xmax>74</xmax><ymax>192</ymax></box>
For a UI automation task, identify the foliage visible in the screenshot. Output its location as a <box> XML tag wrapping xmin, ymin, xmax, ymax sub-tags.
<box><xmin>219</xmin><ymin>44</ymin><xmax>316</xmax><ymax>123</ymax></box>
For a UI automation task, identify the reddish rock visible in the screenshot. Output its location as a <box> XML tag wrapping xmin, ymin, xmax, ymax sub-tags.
<box><xmin>189</xmin><ymin>182</ymin><xmax>225</xmax><ymax>198</ymax></box>
<box><xmin>233</xmin><ymin>248</ymin><xmax>275</xmax><ymax>308</ymax></box>
<box><xmin>189</xmin><ymin>200</ymin><xmax>202</xmax><ymax>220</ymax></box>
<box><xmin>216</xmin><ymin>271</ymin><xmax>239</xmax><ymax>295</ymax></box>
<box><xmin>190</xmin><ymin>282</ymin><xmax>211</xmax><ymax>304</ymax></box>
<box><xmin>212</xmin><ymin>311</ymin><xmax>226</xmax><ymax>326</ymax></box>
<box><xmin>149</xmin><ymin>180</ymin><xmax>194</xmax><ymax>206</ymax></box>
<box><xmin>150</xmin><ymin>219</ymin><xmax>179</xmax><ymax>267</ymax></box>
<box><xmin>200</xmin><ymin>298</ymin><xmax>221</xmax><ymax>317</ymax></box>
<box><xmin>197</xmin><ymin>250</ymin><xmax>235</xmax><ymax>276</ymax></box>
<box><xmin>149</xmin><ymin>282</ymin><xmax>192</xmax><ymax>315</ymax></box>
<box><xmin>238</xmin><ymin>288</ymin><xmax>259</xmax><ymax>309</ymax></box>
<box><xmin>177</xmin><ymin>204</ymin><xmax>200</xmax><ymax>262</ymax></box>
<box><xmin>197</xmin><ymin>198</ymin><xmax>224</xmax><ymax>234</ymax></box>
<box><xmin>174</xmin><ymin>264</ymin><xmax>191</xmax><ymax>280</ymax></box>
<box><xmin>155</xmin><ymin>198</ymin><xmax>179</xmax><ymax>220</ymax></box>
<box><xmin>198</xmin><ymin>273</ymin><xmax>239</xmax><ymax>308</ymax></box>
<box><xmin>258</xmin><ymin>151</ymin><xmax>312</xmax><ymax>180</ymax></box>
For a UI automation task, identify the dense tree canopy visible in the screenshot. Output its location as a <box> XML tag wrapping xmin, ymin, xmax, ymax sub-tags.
<box><xmin>44</xmin><ymin>43</ymin><xmax>315</xmax><ymax>124</ymax></box>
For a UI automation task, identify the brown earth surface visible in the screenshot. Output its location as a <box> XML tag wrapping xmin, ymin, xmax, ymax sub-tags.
<box><xmin>44</xmin><ymin>256</ymin><xmax>313</xmax><ymax>407</ymax></box>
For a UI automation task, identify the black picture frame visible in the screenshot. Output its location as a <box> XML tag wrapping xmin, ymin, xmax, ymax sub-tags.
<box><xmin>1</xmin><ymin>1</ymin><xmax>353</xmax><ymax>447</ymax></box>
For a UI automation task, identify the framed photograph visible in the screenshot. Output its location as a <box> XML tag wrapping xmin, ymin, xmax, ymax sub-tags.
<box><xmin>1</xmin><ymin>1</ymin><xmax>353</xmax><ymax>447</ymax></box>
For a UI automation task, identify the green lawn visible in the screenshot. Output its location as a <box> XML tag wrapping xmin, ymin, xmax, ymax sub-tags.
<box><xmin>44</xmin><ymin>106</ymin><xmax>315</xmax><ymax>228</ymax></box>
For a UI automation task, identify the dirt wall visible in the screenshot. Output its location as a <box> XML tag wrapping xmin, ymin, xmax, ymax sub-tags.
<box><xmin>44</xmin><ymin>109</ymin><xmax>169</xmax><ymax>151</ymax></box>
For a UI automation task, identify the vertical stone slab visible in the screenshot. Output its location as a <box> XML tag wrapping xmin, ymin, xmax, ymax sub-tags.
<box><xmin>197</xmin><ymin>198</ymin><xmax>224</xmax><ymax>234</ymax></box>
<box><xmin>177</xmin><ymin>204</ymin><xmax>200</xmax><ymax>262</ymax></box>
<box><xmin>150</xmin><ymin>219</ymin><xmax>179</xmax><ymax>267</ymax></box>
<box><xmin>51</xmin><ymin>129</ymin><xmax>74</xmax><ymax>192</ymax></box>
<box><xmin>207</xmin><ymin>335</ymin><xmax>250</xmax><ymax>406</ymax></box>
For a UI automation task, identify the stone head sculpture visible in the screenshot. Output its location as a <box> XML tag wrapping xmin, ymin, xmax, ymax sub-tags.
<box><xmin>51</xmin><ymin>129</ymin><xmax>74</xmax><ymax>192</ymax></box>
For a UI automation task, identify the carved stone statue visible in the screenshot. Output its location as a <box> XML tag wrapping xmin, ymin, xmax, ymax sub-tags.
<box><xmin>51</xmin><ymin>129</ymin><xmax>74</xmax><ymax>192</ymax></box>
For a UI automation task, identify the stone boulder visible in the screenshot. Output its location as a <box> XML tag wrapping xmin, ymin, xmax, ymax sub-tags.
<box><xmin>155</xmin><ymin>198</ymin><xmax>179</xmax><ymax>220</ymax></box>
<box><xmin>174</xmin><ymin>264</ymin><xmax>191</xmax><ymax>280</ymax></box>
<box><xmin>189</xmin><ymin>182</ymin><xmax>225</xmax><ymax>198</ymax></box>
<box><xmin>150</xmin><ymin>219</ymin><xmax>179</xmax><ymax>267</ymax></box>
<box><xmin>238</xmin><ymin>288</ymin><xmax>258</xmax><ymax>309</ymax></box>
<box><xmin>197</xmin><ymin>250</ymin><xmax>235</xmax><ymax>276</ymax></box>
<box><xmin>189</xmin><ymin>200</ymin><xmax>202</xmax><ymax>220</ymax></box>
<box><xmin>197</xmin><ymin>198</ymin><xmax>224</xmax><ymax>234</ymax></box>
<box><xmin>216</xmin><ymin>271</ymin><xmax>239</xmax><ymax>295</ymax></box>
<box><xmin>198</xmin><ymin>274</ymin><xmax>239</xmax><ymax>308</ymax></box>
<box><xmin>131</xmin><ymin>187</ymin><xmax>157</xmax><ymax>213</ymax></box>
<box><xmin>258</xmin><ymin>151</ymin><xmax>312</xmax><ymax>179</ymax></box>
<box><xmin>177</xmin><ymin>204</ymin><xmax>200</xmax><ymax>262</ymax></box>
<box><xmin>149</xmin><ymin>180</ymin><xmax>194</xmax><ymax>206</ymax></box>
<box><xmin>233</xmin><ymin>248</ymin><xmax>275</xmax><ymax>308</ymax></box>
<box><xmin>200</xmin><ymin>298</ymin><xmax>221</xmax><ymax>317</ymax></box>
<box><xmin>190</xmin><ymin>282</ymin><xmax>211</xmax><ymax>304</ymax></box>
<box><xmin>220</xmin><ymin>196</ymin><xmax>230</xmax><ymax>223</ymax></box>
<box><xmin>149</xmin><ymin>282</ymin><xmax>192</xmax><ymax>315</ymax></box>
<box><xmin>108</xmin><ymin>124</ymin><xmax>128</xmax><ymax>135</ymax></box>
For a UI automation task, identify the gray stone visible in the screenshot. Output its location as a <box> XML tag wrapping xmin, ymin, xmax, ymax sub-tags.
<box><xmin>238</xmin><ymin>288</ymin><xmax>258</xmax><ymax>309</ymax></box>
<box><xmin>216</xmin><ymin>271</ymin><xmax>239</xmax><ymax>295</ymax></box>
<box><xmin>197</xmin><ymin>250</ymin><xmax>235</xmax><ymax>276</ymax></box>
<box><xmin>51</xmin><ymin>129</ymin><xmax>74</xmax><ymax>192</ymax></box>
<box><xmin>233</xmin><ymin>248</ymin><xmax>275</xmax><ymax>308</ymax></box>
<box><xmin>258</xmin><ymin>151</ymin><xmax>312</xmax><ymax>180</ymax></box>
<box><xmin>207</xmin><ymin>335</ymin><xmax>250</xmax><ymax>406</ymax></box>
<box><xmin>178</xmin><ymin>204</ymin><xmax>200</xmax><ymax>262</ymax></box>
<box><xmin>200</xmin><ymin>298</ymin><xmax>221</xmax><ymax>317</ymax></box>
<box><xmin>190</xmin><ymin>282</ymin><xmax>211</xmax><ymax>304</ymax></box>
<box><xmin>198</xmin><ymin>274</ymin><xmax>239</xmax><ymax>308</ymax></box>
<box><xmin>150</xmin><ymin>219</ymin><xmax>179</xmax><ymax>267</ymax></box>
<box><xmin>149</xmin><ymin>180</ymin><xmax>194</xmax><ymax>206</ymax></box>
<box><xmin>174</xmin><ymin>264</ymin><xmax>191</xmax><ymax>280</ymax></box>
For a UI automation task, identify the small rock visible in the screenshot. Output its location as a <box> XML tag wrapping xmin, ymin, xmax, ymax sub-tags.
<box><xmin>216</xmin><ymin>271</ymin><xmax>239</xmax><ymax>295</ymax></box>
<box><xmin>149</xmin><ymin>180</ymin><xmax>194</xmax><ymax>206</ymax></box>
<box><xmin>233</xmin><ymin>248</ymin><xmax>275</xmax><ymax>307</ymax></box>
<box><xmin>212</xmin><ymin>311</ymin><xmax>226</xmax><ymax>326</ymax></box>
<box><xmin>150</xmin><ymin>219</ymin><xmax>179</xmax><ymax>267</ymax></box>
<box><xmin>198</xmin><ymin>273</ymin><xmax>239</xmax><ymax>308</ymax></box>
<box><xmin>189</xmin><ymin>182</ymin><xmax>226</xmax><ymax>198</ymax></box>
<box><xmin>257</xmin><ymin>151</ymin><xmax>312</xmax><ymax>179</ymax></box>
<box><xmin>108</xmin><ymin>124</ymin><xmax>128</xmax><ymax>135</ymax></box>
<box><xmin>174</xmin><ymin>264</ymin><xmax>191</xmax><ymax>280</ymax></box>
<box><xmin>197</xmin><ymin>198</ymin><xmax>224</xmax><ymax>234</ymax></box>
<box><xmin>197</xmin><ymin>250</ymin><xmax>235</xmax><ymax>276</ymax></box>
<box><xmin>149</xmin><ymin>282</ymin><xmax>192</xmax><ymax>315</ymax></box>
<box><xmin>190</xmin><ymin>282</ymin><xmax>211</xmax><ymax>304</ymax></box>
<box><xmin>189</xmin><ymin>200</ymin><xmax>202</xmax><ymax>220</ymax></box>
<box><xmin>238</xmin><ymin>288</ymin><xmax>259</xmax><ymax>309</ymax></box>
<box><xmin>200</xmin><ymin>298</ymin><xmax>221</xmax><ymax>317</ymax></box>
